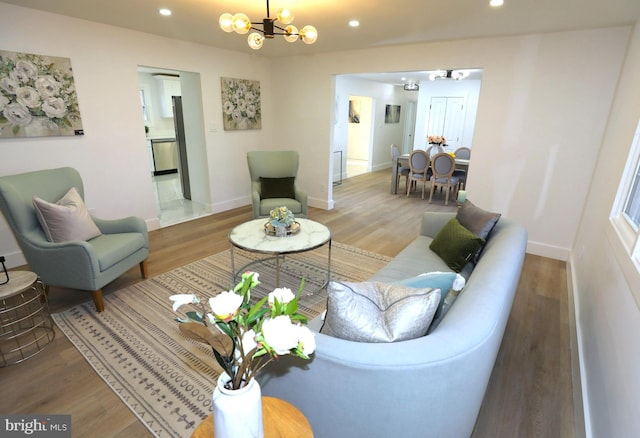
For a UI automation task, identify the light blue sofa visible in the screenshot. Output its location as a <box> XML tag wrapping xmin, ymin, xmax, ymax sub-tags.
<box><xmin>259</xmin><ymin>211</ymin><xmax>528</xmax><ymax>438</ymax></box>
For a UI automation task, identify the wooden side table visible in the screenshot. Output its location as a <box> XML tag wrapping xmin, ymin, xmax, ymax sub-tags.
<box><xmin>191</xmin><ymin>396</ymin><xmax>313</xmax><ymax>438</ymax></box>
<box><xmin>0</xmin><ymin>271</ymin><xmax>55</xmax><ymax>367</ymax></box>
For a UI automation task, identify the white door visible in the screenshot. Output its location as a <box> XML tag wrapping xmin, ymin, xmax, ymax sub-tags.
<box><xmin>442</xmin><ymin>97</ymin><xmax>465</xmax><ymax>149</ymax></box>
<box><xmin>402</xmin><ymin>100</ymin><xmax>417</xmax><ymax>154</ymax></box>
<box><xmin>426</xmin><ymin>96</ymin><xmax>466</xmax><ymax>149</ymax></box>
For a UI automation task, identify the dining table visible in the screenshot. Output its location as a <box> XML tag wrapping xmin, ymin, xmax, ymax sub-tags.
<box><xmin>390</xmin><ymin>153</ymin><xmax>470</xmax><ymax>194</ymax></box>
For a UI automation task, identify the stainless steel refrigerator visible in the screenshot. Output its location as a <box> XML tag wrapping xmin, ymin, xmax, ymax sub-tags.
<box><xmin>172</xmin><ymin>96</ymin><xmax>191</xmax><ymax>200</ymax></box>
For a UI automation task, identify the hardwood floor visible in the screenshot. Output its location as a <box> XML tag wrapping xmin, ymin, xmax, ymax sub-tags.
<box><xmin>0</xmin><ymin>170</ymin><xmax>576</xmax><ymax>437</ymax></box>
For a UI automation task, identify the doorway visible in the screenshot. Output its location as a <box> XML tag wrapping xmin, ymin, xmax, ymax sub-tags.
<box><xmin>346</xmin><ymin>96</ymin><xmax>374</xmax><ymax>178</ymax></box>
<box><xmin>402</xmin><ymin>100</ymin><xmax>418</xmax><ymax>154</ymax></box>
<box><xmin>137</xmin><ymin>66</ymin><xmax>211</xmax><ymax>227</ymax></box>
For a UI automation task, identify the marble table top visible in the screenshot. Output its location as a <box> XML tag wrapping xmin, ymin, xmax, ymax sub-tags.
<box><xmin>228</xmin><ymin>218</ymin><xmax>331</xmax><ymax>254</ymax></box>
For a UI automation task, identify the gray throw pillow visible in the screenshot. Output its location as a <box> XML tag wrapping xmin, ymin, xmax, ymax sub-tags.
<box><xmin>456</xmin><ymin>199</ymin><xmax>501</xmax><ymax>240</ymax></box>
<box><xmin>320</xmin><ymin>281</ymin><xmax>440</xmax><ymax>343</ymax></box>
<box><xmin>33</xmin><ymin>187</ymin><xmax>102</xmax><ymax>243</ymax></box>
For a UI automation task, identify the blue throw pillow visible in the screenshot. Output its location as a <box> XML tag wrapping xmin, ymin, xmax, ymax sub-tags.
<box><xmin>396</xmin><ymin>272</ymin><xmax>465</xmax><ymax>327</ymax></box>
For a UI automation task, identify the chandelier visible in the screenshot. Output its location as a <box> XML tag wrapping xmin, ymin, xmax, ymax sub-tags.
<box><xmin>219</xmin><ymin>1</ymin><xmax>318</xmax><ymax>50</ymax></box>
<box><xmin>429</xmin><ymin>70</ymin><xmax>470</xmax><ymax>81</ymax></box>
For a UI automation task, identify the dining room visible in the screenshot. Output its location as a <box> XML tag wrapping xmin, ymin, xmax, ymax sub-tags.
<box><xmin>331</xmin><ymin>69</ymin><xmax>482</xmax><ymax>199</ymax></box>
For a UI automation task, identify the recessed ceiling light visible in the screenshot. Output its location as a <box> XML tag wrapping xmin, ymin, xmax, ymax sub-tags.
<box><xmin>349</xmin><ymin>20</ymin><xmax>360</xmax><ymax>27</ymax></box>
<box><xmin>159</xmin><ymin>8</ymin><xmax>172</xmax><ymax>16</ymax></box>
<box><xmin>489</xmin><ymin>0</ymin><xmax>504</xmax><ymax>7</ymax></box>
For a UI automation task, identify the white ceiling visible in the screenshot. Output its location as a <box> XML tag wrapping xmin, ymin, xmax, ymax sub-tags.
<box><xmin>3</xmin><ymin>0</ymin><xmax>639</xmax><ymax>84</ymax></box>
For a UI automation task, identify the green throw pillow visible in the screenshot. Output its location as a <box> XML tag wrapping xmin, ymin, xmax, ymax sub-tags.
<box><xmin>260</xmin><ymin>177</ymin><xmax>295</xmax><ymax>199</ymax></box>
<box><xmin>429</xmin><ymin>218</ymin><xmax>485</xmax><ymax>272</ymax></box>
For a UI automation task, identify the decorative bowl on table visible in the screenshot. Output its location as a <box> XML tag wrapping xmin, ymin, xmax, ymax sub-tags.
<box><xmin>265</xmin><ymin>206</ymin><xmax>300</xmax><ymax>236</ymax></box>
<box><xmin>264</xmin><ymin>220</ymin><xmax>301</xmax><ymax>236</ymax></box>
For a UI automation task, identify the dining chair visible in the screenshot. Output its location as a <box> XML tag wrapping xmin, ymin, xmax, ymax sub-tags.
<box><xmin>429</xmin><ymin>153</ymin><xmax>460</xmax><ymax>205</ymax></box>
<box><xmin>453</xmin><ymin>147</ymin><xmax>471</xmax><ymax>189</ymax></box>
<box><xmin>454</xmin><ymin>147</ymin><xmax>471</xmax><ymax>159</ymax></box>
<box><xmin>391</xmin><ymin>144</ymin><xmax>410</xmax><ymax>193</ymax></box>
<box><xmin>406</xmin><ymin>150</ymin><xmax>431</xmax><ymax>200</ymax></box>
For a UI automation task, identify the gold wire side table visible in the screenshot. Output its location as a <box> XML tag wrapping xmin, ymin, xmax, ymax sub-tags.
<box><xmin>0</xmin><ymin>271</ymin><xmax>55</xmax><ymax>367</ymax></box>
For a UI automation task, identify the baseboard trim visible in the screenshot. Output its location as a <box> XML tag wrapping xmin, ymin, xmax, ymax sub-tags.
<box><xmin>567</xmin><ymin>254</ymin><xmax>590</xmax><ymax>438</ymax></box>
<box><xmin>1</xmin><ymin>250</ymin><xmax>26</xmax><ymax>269</ymax></box>
<box><xmin>526</xmin><ymin>240</ymin><xmax>570</xmax><ymax>261</ymax></box>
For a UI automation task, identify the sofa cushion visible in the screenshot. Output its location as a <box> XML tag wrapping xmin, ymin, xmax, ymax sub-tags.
<box><xmin>260</xmin><ymin>177</ymin><xmax>295</xmax><ymax>199</ymax></box>
<box><xmin>396</xmin><ymin>272</ymin><xmax>465</xmax><ymax>323</ymax></box>
<box><xmin>32</xmin><ymin>187</ymin><xmax>102</xmax><ymax>243</ymax></box>
<box><xmin>429</xmin><ymin>218</ymin><xmax>485</xmax><ymax>272</ymax></box>
<box><xmin>456</xmin><ymin>200</ymin><xmax>501</xmax><ymax>240</ymax></box>
<box><xmin>320</xmin><ymin>281</ymin><xmax>440</xmax><ymax>343</ymax></box>
<box><xmin>89</xmin><ymin>233</ymin><xmax>146</xmax><ymax>271</ymax></box>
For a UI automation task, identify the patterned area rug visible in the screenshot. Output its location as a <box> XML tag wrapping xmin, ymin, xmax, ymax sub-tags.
<box><xmin>51</xmin><ymin>242</ymin><xmax>390</xmax><ymax>438</ymax></box>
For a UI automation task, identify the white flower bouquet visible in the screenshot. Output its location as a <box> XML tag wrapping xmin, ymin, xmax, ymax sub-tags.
<box><xmin>170</xmin><ymin>271</ymin><xmax>315</xmax><ymax>390</ymax></box>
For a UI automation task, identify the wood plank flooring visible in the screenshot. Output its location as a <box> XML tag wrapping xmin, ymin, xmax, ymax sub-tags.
<box><xmin>0</xmin><ymin>170</ymin><xmax>576</xmax><ymax>437</ymax></box>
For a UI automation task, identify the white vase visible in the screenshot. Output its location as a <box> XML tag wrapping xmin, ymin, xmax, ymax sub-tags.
<box><xmin>212</xmin><ymin>372</ymin><xmax>264</xmax><ymax>438</ymax></box>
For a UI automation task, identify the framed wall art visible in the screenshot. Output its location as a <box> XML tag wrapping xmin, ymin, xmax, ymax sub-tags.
<box><xmin>348</xmin><ymin>99</ymin><xmax>361</xmax><ymax>123</ymax></box>
<box><xmin>220</xmin><ymin>77</ymin><xmax>261</xmax><ymax>130</ymax></box>
<box><xmin>0</xmin><ymin>50</ymin><xmax>84</xmax><ymax>138</ymax></box>
<box><xmin>385</xmin><ymin>104</ymin><xmax>401</xmax><ymax>123</ymax></box>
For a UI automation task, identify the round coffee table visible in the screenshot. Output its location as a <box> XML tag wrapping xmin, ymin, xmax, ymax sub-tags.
<box><xmin>228</xmin><ymin>218</ymin><xmax>331</xmax><ymax>292</ymax></box>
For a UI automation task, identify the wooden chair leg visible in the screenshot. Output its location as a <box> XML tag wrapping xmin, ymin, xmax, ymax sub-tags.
<box><xmin>429</xmin><ymin>183</ymin><xmax>435</xmax><ymax>203</ymax></box>
<box><xmin>91</xmin><ymin>289</ymin><xmax>105</xmax><ymax>312</ymax></box>
<box><xmin>140</xmin><ymin>260</ymin><xmax>149</xmax><ymax>279</ymax></box>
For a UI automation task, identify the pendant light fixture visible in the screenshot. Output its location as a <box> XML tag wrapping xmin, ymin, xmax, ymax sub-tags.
<box><xmin>219</xmin><ymin>0</ymin><xmax>318</xmax><ymax>50</ymax></box>
<box><xmin>429</xmin><ymin>70</ymin><xmax>470</xmax><ymax>81</ymax></box>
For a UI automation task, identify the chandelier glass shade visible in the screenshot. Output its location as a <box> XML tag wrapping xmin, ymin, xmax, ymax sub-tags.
<box><xmin>429</xmin><ymin>70</ymin><xmax>470</xmax><ymax>81</ymax></box>
<box><xmin>219</xmin><ymin>1</ymin><xmax>317</xmax><ymax>50</ymax></box>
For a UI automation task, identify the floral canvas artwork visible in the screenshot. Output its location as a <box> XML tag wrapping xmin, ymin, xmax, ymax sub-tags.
<box><xmin>0</xmin><ymin>50</ymin><xmax>84</xmax><ymax>138</ymax></box>
<box><xmin>220</xmin><ymin>77</ymin><xmax>261</xmax><ymax>131</ymax></box>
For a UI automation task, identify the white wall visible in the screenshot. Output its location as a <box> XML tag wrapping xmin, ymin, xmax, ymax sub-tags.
<box><xmin>571</xmin><ymin>21</ymin><xmax>640</xmax><ymax>437</ymax></box>
<box><xmin>270</xmin><ymin>27</ymin><xmax>630</xmax><ymax>261</ymax></box>
<box><xmin>0</xmin><ymin>3</ymin><xmax>273</xmax><ymax>266</ymax></box>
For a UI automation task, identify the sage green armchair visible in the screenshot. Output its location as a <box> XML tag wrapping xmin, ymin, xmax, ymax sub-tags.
<box><xmin>0</xmin><ymin>167</ymin><xmax>149</xmax><ymax>312</ymax></box>
<box><xmin>247</xmin><ymin>150</ymin><xmax>308</xmax><ymax>218</ymax></box>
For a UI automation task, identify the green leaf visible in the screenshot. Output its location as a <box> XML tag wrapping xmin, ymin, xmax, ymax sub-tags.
<box><xmin>289</xmin><ymin>314</ymin><xmax>308</xmax><ymax>324</ymax></box>
<box><xmin>216</xmin><ymin>321</ymin><xmax>234</xmax><ymax>338</ymax></box>
<box><xmin>247</xmin><ymin>296</ymin><xmax>269</xmax><ymax>319</ymax></box>
<box><xmin>185</xmin><ymin>311</ymin><xmax>203</xmax><ymax>322</ymax></box>
<box><xmin>246</xmin><ymin>307</ymin><xmax>268</xmax><ymax>326</ymax></box>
